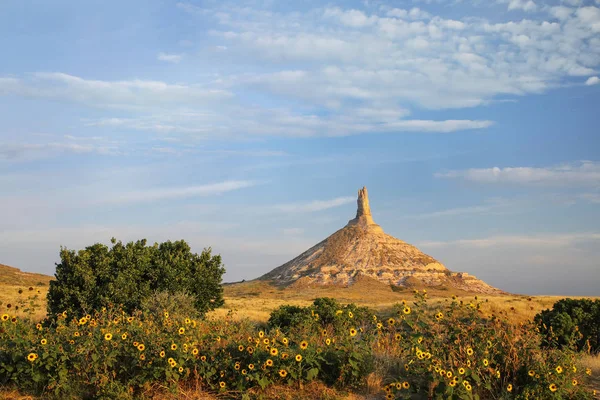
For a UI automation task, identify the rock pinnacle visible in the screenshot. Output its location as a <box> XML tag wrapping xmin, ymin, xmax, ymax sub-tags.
<box><xmin>346</xmin><ymin>186</ymin><xmax>382</xmax><ymax>232</ymax></box>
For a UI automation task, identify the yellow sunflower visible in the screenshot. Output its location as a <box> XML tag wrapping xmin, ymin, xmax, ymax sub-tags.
<box><xmin>402</xmin><ymin>381</ymin><xmax>410</xmax><ymax>389</ymax></box>
<box><xmin>349</xmin><ymin>328</ymin><xmax>358</xmax><ymax>337</ymax></box>
<box><xmin>556</xmin><ymin>366</ymin><xmax>563</xmax><ymax>374</ymax></box>
<box><xmin>40</xmin><ymin>338</ymin><xmax>47</xmax><ymax>345</ymax></box>
<box><xmin>507</xmin><ymin>384</ymin><xmax>513</xmax><ymax>392</ymax></box>
<box><xmin>249</xmin><ymin>363</ymin><xmax>255</xmax><ymax>370</ymax></box>
<box><xmin>549</xmin><ymin>383</ymin><xmax>558</xmax><ymax>392</ymax></box>
<box><xmin>104</xmin><ymin>333</ymin><xmax>112</xmax><ymax>341</ymax></box>
<box><xmin>270</xmin><ymin>348</ymin><xmax>279</xmax><ymax>356</ymax></box>
<box><xmin>279</xmin><ymin>369</ymin><xmax>288</xmax><ymax>377</ymax></box>
<box><xmin>295</xmin><ymin>354</ymin><xmax>303</xmax><ymax>362</ymax></box>
<box><xmin>300</xmin><ymin>341</ymin><xmax>308</xmax><ymax>350</ymax></box>
<box><xmin>403</xmin><ymin>307</ymin><xmax>411</xmax><ymax>314</ymax></box>
<box><xmin>171</xmin><ymin>343</ymin><xmax>177</xmax><ymax>350</ymax></box>
<box><xmin>137</xmin><ymin>343</ymin><xmax>145</xmax><ymax>351</ymax></box>
<box><xmin>178</xmin><ymin>327</ymin><xmax>185</xmax><ymax>335</ymax></box>
<box><xmin>466</xmin><ymin>348</ymin><xmax>474</xmax><ymax>356</ymax></box>
<box><xmin>219</xmin><ymin>381</ymin><xmax>226</xmax><ymax>388</ymax></box>
<box><xmin>266</xmin><ymin>359</ymin><xmax>273</xmax><ymax>367</ymax></box>
<box><xmin>27</xmin><ymin>353</ymin><xmax>38</xmax><ymax>362</ymax></box>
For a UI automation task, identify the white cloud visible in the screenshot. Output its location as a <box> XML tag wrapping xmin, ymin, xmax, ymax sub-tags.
<box><xmin>506</xmin><ymin>0</ymin><xmax>537</xmax><ymax>12</ymax></box>
<box><xmin>157</xmin><ymin>52</ymin><xmax>183</xmax><ymax>63</ymax></box>
<box><xmin>274</xmin><ymin>196</ymin><xmax>355</xmax><ymax>213</ymax></box>
<box><xmin>0</xmin><ymin>141</ymin><xmax>119</xmax><ymax>161</ymax></box>
<box><xmin>100</xmin><ymin>180</ymin><xmax>257</xmax><ymax>204</ymax></box>
<box><xmin>585</xmin><ymin>76</ymin><xmax>600</xmax><ymax>85</ymax></box>
<box><xmin>420</xmin><ymin>232</ymin><xmax>600</xmax><ymax>249</ymax></box>
<box><xmin>0</xmin><ymin>72</ymin><xmax>230</xmax><ymax>109</ymax></box>
<box><xmin>435</xmin><ymin>161</ymin><xmax>600</xmax><ymax>186</ymax></box>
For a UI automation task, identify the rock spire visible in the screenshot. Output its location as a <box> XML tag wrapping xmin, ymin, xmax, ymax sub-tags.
<box><xmin>346</xmin><ymin>186</ymin><xmax>383</xmax><ymax>233</ymax></box>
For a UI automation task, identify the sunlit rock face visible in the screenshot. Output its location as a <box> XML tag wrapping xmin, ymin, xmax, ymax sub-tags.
<box><xmin>260</xmin><ymin>187</ymin><xmax>503</xmax><ymax>294</ymax></box>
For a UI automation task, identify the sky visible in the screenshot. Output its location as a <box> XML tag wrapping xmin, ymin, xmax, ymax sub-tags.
<box><xmin>1</xmin><ymin>0</ymin><xmax>599</xmax><ymax>296</ymax></box>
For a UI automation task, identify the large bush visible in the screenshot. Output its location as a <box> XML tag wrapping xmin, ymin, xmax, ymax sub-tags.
<box><xmin>534</xmin><ymin>298</ymin><xmax>600</xmax><ymax>354</ymax></box>
<box><xmin>47</xmin><ymin>238</ymin><xmax>225</xmax><ymax>318</ymax></box>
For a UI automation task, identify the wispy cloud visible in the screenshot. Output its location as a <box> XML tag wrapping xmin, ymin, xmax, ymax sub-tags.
<box><xmin>157</xmin><ymin>52</ymin><xmax>183</xmax><ymax>63</ymax></box>
<box><xmin>419</xmin><ymin>232</ymin><xmax>600</xmax><ymax>248</ymax></box>
<box><xmin>0</xmin><ymin>141</ymin><xmax>119</xmax><ymax>161</ymax></box>
<box><xmin>100</xmin><ymin>180</ymin><xmax>257</xmax><ymax>205</ymax></box>
<box><xmin>435</xmin><ymin>161</ymin><xmax>600</xmax><ymax>187</ymax></box>
<box><xmin>0</xmin><ymin>72</ymin><xmax>230</xmax><ymax>109</ymax></box>
<box><xmin>274</xmin><ymin>196</ymin><xmax>355</xmax><ymax>213</ymax></box>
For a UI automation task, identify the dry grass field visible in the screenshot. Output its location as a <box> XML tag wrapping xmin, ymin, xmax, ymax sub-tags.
<box><xmin>1</xmin><ymin>264</ymin><xmax>599</xmax><ymax>397</ymax></box>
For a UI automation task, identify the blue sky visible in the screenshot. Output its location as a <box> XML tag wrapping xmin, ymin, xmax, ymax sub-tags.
<box><xmin>1</xmin><ymin>0</ymin><xmax>599</xmax><ymax>295</ymax></box>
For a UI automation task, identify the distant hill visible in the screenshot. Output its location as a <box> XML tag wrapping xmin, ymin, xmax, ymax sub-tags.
<box><xmin>0</xmin><ymin>263</ymin><xmax>53</xmax><ymax>286</ymax></box>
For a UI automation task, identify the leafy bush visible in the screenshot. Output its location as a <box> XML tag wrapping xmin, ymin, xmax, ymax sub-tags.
<box><xmin>47</xmin><ymin>238</ymin><xmax>225</xmax><ymax>319</ymax></box>
<box><xmin>534</xmin><ymin>298</ymin><xmax>600</xmax><ymax>354</ymax></box>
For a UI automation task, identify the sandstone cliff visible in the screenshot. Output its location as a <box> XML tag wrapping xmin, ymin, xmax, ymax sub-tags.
<box><xmin>260</xmin><ymin>187</ymin><xmax>503</xmax><ymax>294</ymax></box>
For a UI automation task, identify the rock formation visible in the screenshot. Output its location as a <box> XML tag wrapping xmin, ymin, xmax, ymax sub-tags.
<box><xmin>260</xmin><ymin>187</ymin><xmax>503</xmax><ymax>294</ymax></box>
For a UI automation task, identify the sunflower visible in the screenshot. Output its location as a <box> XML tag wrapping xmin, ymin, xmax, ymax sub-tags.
<box><xmin>160</xmin><ymin>351</ymin><xmax>166</xmax><ymax>358</ymax></box>
<box><xmin>266</xmin><ymin>359</ymin><xmax>273</xmax><ymax>367</ymax></box>
<box><xmin>377</xmin><ymin>323</ymin><xmax>383</xmax><ymax>329</ymax></box>
<box><xmin>348</xmin><ymin>311</ymin><xmax>354</xmax><ymax>318</ymax></box>
<box><xmin>446</xmin><ymin>371</ymin><xmax>452</xmax><ymax>378</ymax></box>
<box><xmin>140</xmin><ymin>354</ymin><xmax>145</xmax><ymax>360</ymax></box>
<box><xmin>185</xmin><ymin>317</ymin><xmax>191</xmax><ymax>324</ymax></box>
<box><xmin>395</xmin><ymin>382</ymin><xmax>401</xmax><ymax>390</ymax></box>
<box><xmin>270</xmin><ymin>348</ymin><xmax>279</xmax><ymax>356</ymax></box>
<box><xmin>178</xmin><ymin>327</ymin><xmax>185</xmax><ymax>335</ymax></box>
<box><xmin>295</xmin><ymin>354</ymin><xmax>303</xmax><ymax>362</ymax></box>
<box><xmin>300</xmin><ymin>341</ymin><xmax>308</xmax><ymax>350</ymax></box>
<box><xmin>349</xmin><ymin>328</ymin><xmax>358</xmax><ymax>337</ymax></box>
<box><xmin>528</xmin><ymin>370</ymin><xmax>535</xmax><ymax>377</ymax></box>
<box><xmin>449</xmin><ymin>380</ymin><xmax>456</xmax><ymax>387</ymax></box>
<box><xmin>395</xmin><ymin>333</ymin><xmax>401</xmax><ymax>341</ymax></box>
<box><xmin>483</xmin><ymin>359</ymin><xmax>489</xmax><ymax>367</ymax></box>
<box><xmin>137</xmin><ymin>343</ymin><xmax>145</xmax><ymax>351</ymax></box>
<box><xmin>402</xmin><ymin>381</ymin><xmax>410</xmax><ymax>389</ymax></box>
<box><xmin>263</xmin><ymin>338</ymin><xmax>270</xmax><ymax>345</ymax></box>
<box><xmin>435</xmin><ymin>312</ymin><xmax>443</xmax><ymax>320</ymax></box>
<box><xmin>466</xmin><ymin>348</ymin><xmax>474</xmax><ymax>356</ymax></box>
<box><xmin>74</xmin><ymin>332</ymin><xmax>80</xmax><ymax>337</ymax></box>
<box><xmin>282</xmin><ymin>337</ymin><xmax>289</xmax><ymax>345</ymax></box>
<box><xmin>40</xmin><ymin>338</ymin><xmax>47</xmax><ymax>345</ymax></box>
<box><xmin>36</xmin><ymin>323</ymin><xmax>42</xmax><ymax>330</ymax></box>
<box><xmin>386</xmin><ymin>394</ymin><xmax>394</xmax><ymax>400</ymax></box>
<box><xmin>27</xmin><ymin>353</ymin><xmax>38</xmax><ymax>362</ymax></box>
<box><xmin>465</xmin><ymin>384</ymin><xmax>472</xmax><ymax>391</ymax></box>
<box><xmin>403</xmin><ymin>307</ymin><xmax>411</xmax><ymax>314</ymax></box>
<box><xmin>586</xmin><ymin>368</ymin><xmax>592</xmax><ymax>376</ymax></box>
<box><xmin>247</xmin><ymin>346</ymin><xmax>254</xmax><ymax>354</ymax></box>
<box><xmin>326</xmin><ymin>338</ymin><xmax>331</xmax><ymax>346</ymax></box>
<box><xmin>104</xmin><ymin>333</ymin><xmax>113</xmax><ymax>341</ymax></box>
<box><xmin>572</xmin><ymin>379</ymin><xmax>578</xmax><ymax>386</ymax></box>
<box><xmin>572</xmin><ymin>365</ymin><xmax>577</xmax><ymax>373</ymax></box>
<box><xmin>121</xmin><ymin>333</ymin><xmax>128</xmax><ymax>340</ymax></box>
<box><xmin>219</xmin><ymin>381</ymin><xmax>226</xmax><ymax>388</ymax></box>
<box><xmin>171</xmin><ymin>343</ymin><xmax>177</xmax><ymax>350</ymax></box>
<box><xmin>238</xmin><ymin>345</ymin><xmax>244</xmax><ymax>351</ymax></box>
<box><xmin>549</xmin><ymin>383</ymin><xmax>558</xmax><ymax>392</ymax></box>
<box><xmin>388</xmin><ymin>318</ymin><xmax>395</xmax><ymax>325</ymax></box>
<box><xmin>556</xmin><ymin>366</ymin><xmax>563</xmax><ymax>374</ymax></box>
<box><xmin>79</xmin><ymin>317</ymin><xmax>87</xmax><ymax>325</ymax></box>
<box><xmin>322</xmin><ymin>329</ymin><xmax>327</xmax><ymax>336</ymax></box>
<box><xmin>192</xmin><ymin>348</ymin><xmax>198</xmax><ymax>356</ymax></box>
<box><xmin>259</xmin><ymin>331</ymin><xmax>265</xmax><ymax>338</ymax></box>
<box><xmin>200</xmin><ymin>355</ymin><xmax>207</xmax><ymax>362</ymax></box>
<box><xmin>234</xmin><ymin>362</ymin><xmax>240</xmax><ymax>370</ymax></box>
<box><xmin>507</xmin><ymin>384</ymin><xmax>513</xmax><ymax>392</ymax></box>
<box><xmin>249</xmin><ymin>363</ymin><xmax>255</xmax><ymax>370</ymax></box>
<box><xmin>127</xmin><ymin>316</ymin><xmax>134</xmax><ymax>323</ymax></box>
<box><xmin>279</xmin><ymin>369</ymin><xmax>288</xmax><ymax>377</ymax></box>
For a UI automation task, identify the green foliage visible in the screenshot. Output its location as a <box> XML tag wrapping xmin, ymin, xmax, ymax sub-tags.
<box><xmin>534</xmin><ymin>298</ymin><xmax>600</xmax><ymax>354</ymax></box>
<box><xmin>47</xmin><ymin>238</ymin><xmax>225</xmax><ymax>319</ymax></box>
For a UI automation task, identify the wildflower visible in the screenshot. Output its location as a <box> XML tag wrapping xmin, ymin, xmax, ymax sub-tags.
<box><xmin>572</xmin><ymin>379</ymin><xmax>577</xmax><ymax>386</ymax></box>
<box><xmin>507</xmin><ymin>384</ymin><xmax>513</xmax><ymax>392</ymax></box>
<box><xmin>185</xmin><ymin>318</ymin><xmax>191</xmax><ymax>324</ymax></box>
<box><xmin>192</xmin><ymin>348</ymin><xmax>198</xmax><ymax>355</ymax></box>
<box><xmin>160</xmin><ymin>351</ymin><xmax>165</xmax><ymax>358</ymax></box>
<box><xmin>242</xmin><ymin>369</ymin><xmax>247</xmax><ymax>375</ymax></box>
<box><xmin>266</xmin><ymin>359</ymin><xmax>273</xmax><ymax>367</ymax></box>
<box><xmin>27</xmin><ymin>353</ymin><xmax>38</xmax><ymax>362</ymax></box>
<box><xmin>528</xmin><ymin>370</ymin><xmax>535</xmax><ymax>377</ymax></box>
<box><xmin>234</xmin><ymin>362</ymin><xmax>240</xmax><ymax>370</ymax></box>
<box><xmin>388</xmin><ymin>317</ymin><xmax>395</xmax><ymax>325</ymax></box>
<box><xmin>348</xmin><ymin>311</ymin><xmax>354</xmax><ymax>318</ymax></box>
<box><xmin>282</xmin><ymin>353</ymin><xmax>289</xmax><ymax>359</ymax></box>
<box><xmin>36</xmin><ymin>323</ymin><xmax>42</xmax><ymax>329</ymax></box>
<box><xmin>300</xmin><ymin>341</ymin><xmax>308</xmax><ymax>350</ymax></box>
<box><xmin>79</xmin><ymin>317</ymin><xmax>87</xmax><ymax>325</ymax></box>
<box><xmin>435</xmin><ymin>312</ymin><xmax>443</xmax><ymax>320</ymax></box>
<box><xmin>279</xmin><ymin>369</ymin><xmax>288</xmax><ymax>377</ymax></box>
<box><xmin>164</xmin><ymin>311</ymin><xmax>169</xmax><ymax>318</ymax></box>
<box><xmin>127</xmin><ymin>316</ymin><xmax>134</xmax><ymax>323</ymax></box>
<box><xmin>238</xmin><ymin>345</ymin><xmax>244</xmax><ymax>351</ymax></box>
<box><xmin>446</xmin><ymin>371</ymin><xmax>452</xmax><ymax>378</ymax></box>
<box><xmin>395</xmin><ymin>333</ymin><xmax>401</xmax><ymax>341</ymax></box>
<box><xmin>104</xmin><ymin>333</ymin><xmax>112</xmax><ymax>341</ymax></box>
<box><xmin>178</xmin><ymin>366</ymin><xmax>183</xmax><ymax>373</ymax></box>
<box><xmin>133</xmin><ymin>341</ymin><xmax>139</xmax><ymax>347</ymax></box>
<box><xmin>586</xmin><ymin>368</ymin><xmax>592</xmax><ymax>376</ymax></box>
<box><xmin>449</xmin><ymin>380</ymin><xmax>456</xmax><ymax>387</ymax></box>
<box><xmin>259</xmin><ymin>331</ymin><xmax>265</xmax><ymax>338</ymax></box>
<box><xmin>40</xmin><ymin>338</ymin><xmax>47</xmax><ymax>345</ymax></box>
<box><xmin>178</xmin><ymin>327</ymin><xmax>185</xmax><ymax>335</ymax></box>
<box><xmin>322</xmin><ymin>329</ymin><xmax>327</xmax><ymax>336</ymax></box>
<box><xmin>556</xmin><ymin>366</ymin><xmax>563</xmax><ymax>374</ymax></box>
<box><xmin>483</xmin><ymin>359</ymin><xmax>489</xmax><ymax>367</ymax></box>
<box><xmin>200</xmin><ymin>355</ymin><xmax>207</xmax><ymax>362</ymax></box>
<box><xmin>466</xmin><ymin>348</ymin><xmax>474</xmax><ymax>356</ymax></box>
<box><xmin>402</xmin><ymin>381</ymin><xmax>410</xmax><ymax>389</ymax></box>
<box><xmin>465</xmin><ymin>383</ymin><xmax>472</xmax><ymax>391</ymax></box>
<box><xmin>121</xmin><ymin>333</ymin><xmax>127</xmax><ymax>340</ymax></box>
<box><xmin>74</xmin><ymin>332</ymin><xmax>80</xmax><ymax>337</ymax></box>
<box><xmin>282</xmin><ymin>337</ymin><xmax>289</xmax><ymax>345</ymax></box>
<box><xmin>403</xmin><ymin>307</ymin><xmax>411</xmax><ymax>314</ymax></box>
<box><xmin>247</xmin><ymin>346</ymin><xmax>254</xmax><ymax>354</ymax></box>
<box><xmin>171</xmin><ymin>343</ymin><xmax>177</xmax><ymax>350</ymax></box>
<box><xmin>295</xmin><ymin>354</ymin><xmax>302</xmax><ymax>362</ymax></box>
<box><xmin>137</xmin><ymin>343</ymin><xmax>145</xmax><ymax>351</ymax></box>
<box><xmin>270</xmin><ymin>348</ymin><xmax>279</xmax><ymax>356</ymax></box>
<box><xmin>249</xmin><ymin>363</ymin><xmax>255</xmax><ymax>370</ymax></box>
<box><xmin>219</xmin><ymin>382</ymin><xmax>226</xmax><ymax>388</ymax></box>
<box><xmin>263</xmin><ymin>338</ymin><xmax>270</xmax><ymax>345</ymax></box>
<box><xmin>140</xmin><ymin>354</ymin><xmax>145</xmax><ymax>360</ymax></box>
<box><xmin>459</xmin><ymin>368</ymin><xmax>466</xmax><ymax>375</ymax></box>
<box><xmin>350</xmin><ymin>328</ymin><xmax>358</xmax><ymax>337</ymax></box>
<box><xmin>326</xmin><ymin>338</ymin><xmax>331</xmax><ymax>345</ymax></box>
<box><xmin>549</xmin><ymin>383</ymin><xmax>558</xmax><ymax>392</ymax></box>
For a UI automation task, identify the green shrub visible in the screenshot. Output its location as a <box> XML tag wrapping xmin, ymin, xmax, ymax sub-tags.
<box><xmin>47</xmin><ymin>238</ymin><xmax>225</xmax><ymax>319</ymax></box>
<box><xmin>534</xmin><ymin>298</ymin><xmax>600</xmax><ymax>354</ymax></box>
